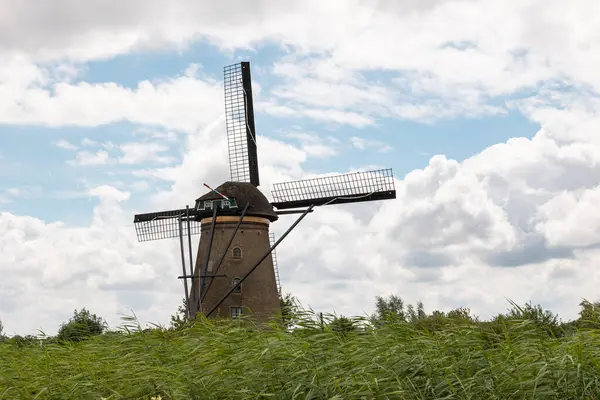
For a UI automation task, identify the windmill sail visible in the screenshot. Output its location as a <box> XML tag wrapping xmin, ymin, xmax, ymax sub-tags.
<box><xmin>271</xmin><ymin>168</ymin><xmax>396</xmax><ymax>209</ymax></box>
<box><xmin>224</xmin><ymin>62</ymin><xmax>260</xmax><ymax>186</ymax></box>
<box><xmin>133</xmin><ymin>208</ymin><xmax>201</xmax><ymax>242</ymax></box>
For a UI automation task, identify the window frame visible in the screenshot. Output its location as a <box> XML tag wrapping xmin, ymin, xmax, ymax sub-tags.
<box><xmin>232</xmin><ymin>277</ymin><xmax>242</xmax><ymax>293</ymax></box>
<box><xmin>232</xmin><ymin>246</ymin><xmax>243</xmax><ymax>259</ymax></box>
<box><xmin>230</xmin><ymin>306</ymin><xmax>243</xmax><ymax>318</ymax></box>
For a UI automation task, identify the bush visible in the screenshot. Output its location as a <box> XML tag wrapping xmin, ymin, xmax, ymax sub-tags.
<box><xmin>57</xmin><ymin>308</ymin><xmax>107</xmax><ymax>342</ymax></box>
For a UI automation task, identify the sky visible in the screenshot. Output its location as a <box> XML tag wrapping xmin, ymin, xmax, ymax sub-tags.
<box><xmin>1</xmin><ymin>0</ymin><xmax>600</xmax><ymax>336</ymax></box>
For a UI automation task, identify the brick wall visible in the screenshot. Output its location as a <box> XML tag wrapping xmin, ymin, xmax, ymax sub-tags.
<box><xmin>190</xmin><ymin>217</ymin><xmax>281</xmax><ymax>323</ymax></box>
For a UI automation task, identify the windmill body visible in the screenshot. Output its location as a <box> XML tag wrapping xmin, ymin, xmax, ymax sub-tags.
<box><xmin>133</xmin><ymin>61</ymin><xmax>397</xmax><ymax>324</ymax></box>
<box><xmin>190</xmin><ymin>182</ymin><xmax>280</xmax><ymax>321</ymax></box>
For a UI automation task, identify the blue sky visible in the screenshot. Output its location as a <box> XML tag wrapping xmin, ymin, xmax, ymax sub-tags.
<box><xmin>0</xmin><ymin>41</ymin><xmax>540</xmax><ymax>225</ymax></box>
<box><xmin>4</xmin><ymin>0</ymin><xmax>600</xmax><ymax>336</ymax></box>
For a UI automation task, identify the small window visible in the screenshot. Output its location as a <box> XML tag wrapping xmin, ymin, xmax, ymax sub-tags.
<box><xmin>232</xmin><ymin>247</ymin><xmax>242</xmax><ymax>259</ymax></box>
<box><xmin>232</xmin><ymin>277</ymin><xmax>241</xmax><ymax>293</ymax></box>
<box><xmin>230</xmin><ymin>306</ymin><xmax>243</xmax><ymax>318</ymax></box>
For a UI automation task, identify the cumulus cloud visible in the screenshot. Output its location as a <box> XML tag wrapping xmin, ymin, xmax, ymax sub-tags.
<box><xmin>3</xmin><ymin>0</ymin><xmax>600</xmax><ymax>336</ymax></box>
<box><xmin>0</xmin><ymin>187</ymin><xmax>181</xmax><ymax>336</ymax></box>
<box><xmin>0</xmin><ymin>62</ymin><xmax>224</xmax><ymax>131</ymax></box>
<box><xmin>5</xmin><ymin>104</ymin><xmax>600</xmax><ymax>335</ymax></box>
<box><xmin>3</xmin><ymin>0</ymin><xmax>598</xmax><ymax>128</ymax></box>
<box><xmin>67</xmin><ymin>150</ymin><xmax>111</xmax><ymax>166</ymax></box>
<box><xmin>283</xmin><ymin>132</ymin><xmax>339</xmax><ymax>158</ymax></box>
<box><xmin>350</xmin><ymin>137</ymin><xmax>392</xmax><ymax>153</ymax></box>
<box><xmin>118</xmin><ymin>142</ymin><xmax>173</xmax><ymax>165</ymax></box>
<box><xmin>279</xmin><ymin>106</ymin><xmax>600</xmax><ymax>319</ymax></box>
<box><xmin>54</xmin><ymin>139</ymin><xmax>77</xmax><ymax>150</ymax></box>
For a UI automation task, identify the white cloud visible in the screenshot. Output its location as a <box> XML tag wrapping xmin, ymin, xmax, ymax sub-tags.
<box><xmin>137</xmin><ymin>129</ymin><xmax>179</xmax><ymax>142</ymax></box>
<box><xmin>4</xmin><ymin>0</ymin><xmax>600</xmax><ymax>336</ymax></box>
<box><xmin>284</xmin><ymin>132</ymin><xmax>338</xmax><ymax>158</ymax></box>
<box><xmin>130</xmin><ymin>181</ymin><xmax>151</xmax><ymax>192</ymax></box>
<box><xmin>88</xmin><ymin>185</ymin><xmax>130</xmax><ymax>203</ymax></box>
<box><xmin>2</xmin><ymin>0</ymin><xmax>598</xmax><ymax>130</ymax></box>
<box><xmin>67</xmin><ymin>150</ymin><xmax>111</xmax><ymax>166</ymax></box>
<box><xmin>535</xmin><ymin>184</ymin><xmax>600</xmax><ymax>248</ymax></box>
<box><xmin>65</xmin><ymin>139</ymin><xmax>176</xmax><ymax>167</ymax></box>
<box><xmin>0</xmin><ymin>61</ymin><xmax>223</xmax><ymax>132</ymax></box>
<box><xmin>54</xmin><ymin>139</ymin><xmax>77</xmax><ymax>150</ymax></box>
<box><xmin>258</xmin><ymin>100</ymin><xmax>375</xmax><ymax>128</ymax></box>
<box><xmin>350</xmin><ymin>137</ymin><xmax>393</xmax><ymax>153</ymax></box>
<box><xmin>4</xmin><ymin>186</ymin><xmax>42</xmax><ymax>199</ymax></box>
<box><xmin>81</xmin><ymin>138</ymin><xmax>99</xmax><ymax>147</ymax></box>
<box><xmin>5</xmin><ymin>104</ymin><xmax>600</xmax><ymax>335</ymax></box>
<box><xmin>0</xmin><ymin>186</ymin><xmax>181</xmax><ymax>336</ymax></box>
<box><xmin>119</xmin><ymin>142</ymin><xmax>173</xmax><ymax>165</ymax></box>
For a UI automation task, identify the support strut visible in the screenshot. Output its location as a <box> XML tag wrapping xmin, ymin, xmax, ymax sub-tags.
<box><xmin>177</xmin><ymin>217</ymin><xmax>191</xmax><ymax>319</ymax></box>
<box><xmin>185</xmin><ymin>206</ymin><xmax>195</xmax><ymax>318</ymax></box>
<box><xmin>196</xmin><ymin>205</ymin><xmax>218</xmax><ymax>314</ymax></box>
<box><xmin>205</xmin><ymin>204</ymin><xmax>315</xmax><ymax>318</ymax></box>
<box><xmin>201</xmin><ymin>202</ymin><xmax>250</xmax><ymax>303</ymax></box>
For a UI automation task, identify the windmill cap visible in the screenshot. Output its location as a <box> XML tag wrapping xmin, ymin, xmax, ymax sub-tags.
<box><xmin>195</xmin><ymin>181</ymin><xmax>279</xmax><ymax>222</ymax></box>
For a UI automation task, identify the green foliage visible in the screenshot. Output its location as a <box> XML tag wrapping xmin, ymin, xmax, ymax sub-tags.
<box><xmin>498</xmin><ymin>300</ymin><xmax>563</xmax><ymax>337</ymax></box>
<box><xmin>372</xmin><ymin>294</ymin><xmax>406</xmax><ymax>324</ymax></box>
<box><xmin>3</xmin><ymin>294</ymin><xmax>600</xmax><ymax>398</ymax></box>
<box><xmin>576</xmin><ymin>299</ymin><xmax>600</xmax><ymax>328</ymax></box>
<box><xmin>57</xmin><ymin>308</ymin><xmax>107</xmax><ymax>342</ymax></box>
<box><xmin>168</xmin><ymin>293</ymin><xmax>303</xmax><ymax>332</ymax></box>
<box><xmin>328</xmin><ymin>315</ymin><xmax>356</xmax><ymax>335</ymax></box>
<box><xmin>169</xmin><ymin>298</ymin><xmax>192</xmax><ymax>330</ymax></box>
<box><xmin>279</xmin><ymin>292</ymin><xmax>300</xmax><ymax>329</ymax></box>
<box><xmin>5</xmin><ymin>334</ymin><xmax>38</xmax><ymax>348</ymax></box>
<box><xmin>2</xmin><ymin>308</ymin><xmax>600</xmax><ymax>399</ymax></box>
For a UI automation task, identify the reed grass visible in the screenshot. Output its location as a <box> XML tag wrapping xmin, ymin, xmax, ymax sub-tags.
<box><xmin>1</xmin><ymin>312</ymin><xmax>600</xmax><ymax>399</ymax></box>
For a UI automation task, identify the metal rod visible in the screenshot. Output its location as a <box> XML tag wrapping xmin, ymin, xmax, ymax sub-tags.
<box><xmin>201</xmin><ymin>201</ymin><xmax>250</xmax><ymax>303</ymax></box>
<box><xmin>275</xmin><ymin>209</ymin><xmax>315</xmax><ymax>215</ymax></box>
<box><xmin>177</xmin><ymin>217</ymin><xmax>191</xmax><ymax>319</ymax></box>
<box><xmin>178</xmin><ymin>274</ymin><xmax>226</xmax><ymax>279</ymax></box>
<box><xmin>206</xmin><ymin>204</ymin><xmax>314</xmax><ymax>318</ymax></box>
<box><xmin>185</xmin><ymin>205</ymin><xmax>195</xmax><ymax>318</ymax></box>
<box><xmin>197</xmin><ymin>205</ymin><xmax>219</xmax><ymax>313</ymax></box>
<box><xmin>320</xmin><ymin>312</ymin><xmax>324</xmax><ymax>332</ymax></box>
<box><xmin>203</xmin><ymin>183</ymin><xmax>230</xmax><ymax>201</ymax></box>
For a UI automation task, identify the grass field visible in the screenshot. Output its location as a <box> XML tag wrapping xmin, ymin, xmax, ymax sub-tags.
<box><xmin>1</xmin><ymin>312</ymin><xmax>600</xmax><ymax>399</ymax></box>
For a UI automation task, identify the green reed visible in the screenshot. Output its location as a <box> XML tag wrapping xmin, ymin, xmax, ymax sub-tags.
<box><xmin>1</xmin><ymin>312</ymin><xmax>599</xmax><ymax>399</ymax></box>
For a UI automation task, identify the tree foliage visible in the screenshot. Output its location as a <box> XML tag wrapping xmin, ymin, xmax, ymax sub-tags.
<box><xmin>372</xmin><ymin>294</ymin><xmax>405</xmax><ymax>324</ymax></box>
<box><xmin>329</xmin><ymin>315</ymin><xmax>356</xmax><ymax>335</ymax></box>
<box><xmin>279</xmin><ymin>292</ymin><xmax>301</xmax><ymax>329</ymax></box>
<box><xmin>170</xmin><ymin>298</ymin><xmax>191</xmax><ymax>330</ymax></box>
<box><xmin>57</xmin><ymin>308</ymin><xmax>107</xmax><ymax>342</ymax></box>
<box><xmin>576</xmin><ymin>299</ymin><xmax>600</xmax><ymax>328</ymax></box>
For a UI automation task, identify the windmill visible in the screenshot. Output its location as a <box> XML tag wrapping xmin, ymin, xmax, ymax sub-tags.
<box><xmin>133</xmin><ymin>61</ymin><xmax>397</xmax><ymax>322</ymax></box>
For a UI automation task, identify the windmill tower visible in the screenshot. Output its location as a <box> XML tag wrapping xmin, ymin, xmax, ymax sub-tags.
<box><xmin>133</xmin><ymin>61</ymin><xmax>397</xmax><ymax>323</ymax></box>
<box><xmin>191</xmin><ymin>181</ymin><xmax>280</xmax><ymax>321</ymax></box>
